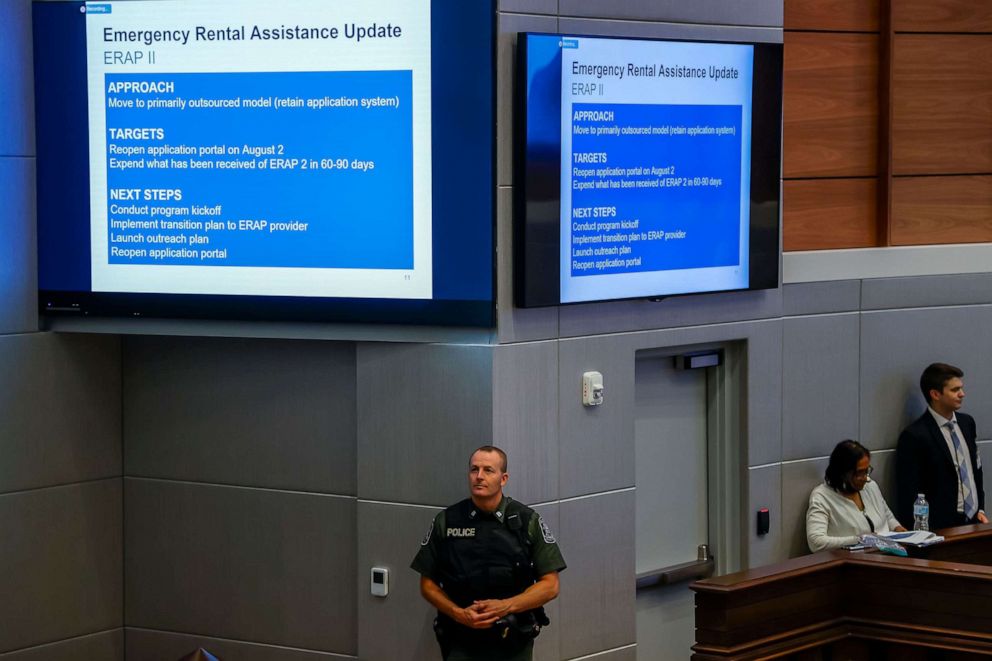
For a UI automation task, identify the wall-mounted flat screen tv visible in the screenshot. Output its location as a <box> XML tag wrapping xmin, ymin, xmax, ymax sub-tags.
<box><xmin>34</xmin><ymin>0</ymin><xmax>495</xmax><ymax>326</ymax></box>
<box><xmin>515</xmin><ymin>33</ymin><xmax>782</xmax><ymax>307</ymax></box>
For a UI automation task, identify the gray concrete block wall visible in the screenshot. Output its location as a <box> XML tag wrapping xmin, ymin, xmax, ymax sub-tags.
<box><xmin>124</xmin><ymin>336</ymin><xmax>357</xmax><ymax>493</ymax></box>
<box><xmin>0</xmin><ymin>480</ymin><xmax>122</xmax><ymax>655</ymax></box>
<box><xmin>0</xmin><ymin>338</ymin><xmax>122</xmax><ymax>661</ymax></box>
<box><xmin>748</xmin><ymin>465</ymin><xmax>784</xmax><ymax>566</ymax></box>
<box><xmin>0</xmin><ymin>631</ymin><xmax>124</xmax><ymax>661</ymax></box>
<box><xmin>559</xmin><ymin>491</ymin><xmax>636</xmax><ymax>658</ymax></box>
<box><xmin>123</xmin><ymin>338</ymin><xmax>361</xmax><ymax>659</ymax></box>
<box><xmin>782</xmin><ymin>314</ymin><xmax>860</xmax><ymax>460</ymax></box>
<box><xmin>860</xmin><ymin>305</ymin><xmax>992</xmax><ymax>450</ymax></box>
<box><xmin>356</xmin><ymin>343</ymin><xmax>494</xmax><ymax>505</ymax></box>
<box><xmin>529</xmin><ymin>503</ymin><xmax>563</xmax><ymax>661</ymax></box>
<box><xmin>493</xmin><ymin>341</ymin><xmax>560</xmax><ymax>505</ymax></box>
<box><xmin>356</xmin><ymin>502</ymin><xmax>440</xmax><ymax>661</ymax></box>
<box><xmin>124</xmin><ymin>630</ymin><xmax>343</xmax><ymax>661</ymax></box>
<box><xmin>0</xmin><ymin>335</ymin><xmax>123</xmax><ymax>659</ymax></box>
<box><xmin>0</xmin><ymin>333</ymin><xmax>121</xmax><ymax>493</ymax></box>
<box><xmin>124</xmin><ymin>479</ymin><xmax>357</xmax><ymax>654</ymax></box>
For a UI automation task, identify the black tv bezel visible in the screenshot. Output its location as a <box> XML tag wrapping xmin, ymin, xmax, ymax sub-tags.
<box><xmin>514</xmin><ymin>32</ymin><xmax>783</xmax><ymax>308</ymax></box>
<box><xmin>34</xmin><ymin>0</ymin><xmax>499</xmax><ymax>329</ymax></box>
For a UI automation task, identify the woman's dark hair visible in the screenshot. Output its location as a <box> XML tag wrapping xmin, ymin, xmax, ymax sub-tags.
<box><xmin>824</xmin><ymin>439</ymin><xmax>870</xmax><ymax>493</ymax></box>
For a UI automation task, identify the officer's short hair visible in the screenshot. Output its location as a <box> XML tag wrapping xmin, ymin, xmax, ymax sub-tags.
<box><xmin>920</xmin><ymin>362</ymin><xmax>963</xmax><ymax>403</ymax></box>
<box><xmin>472</xmin><ymin>445</ymin><xmax>507</xmax><ymax>473</ymax></box>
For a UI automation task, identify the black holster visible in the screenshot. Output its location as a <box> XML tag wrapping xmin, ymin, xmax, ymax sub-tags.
<box><xmin>434</xmin><ymin>608</ymin><xmax>548</xmax><ymax>654</ymax></box>
<box><xmin>493</xmin><ymin>608</ymin><xmax>549</xmax><ymax>644</ymax></box>
<box><xmin>433</xmin><ymin>616</ymin><xmax>452</xmax><ymax>658</ymax></box>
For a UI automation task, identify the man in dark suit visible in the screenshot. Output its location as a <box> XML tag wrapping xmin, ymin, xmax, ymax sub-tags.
<box><xmin>896</xmin><ymin>363</ymin><xmax>987</xmax><ymax>530</ymax></box>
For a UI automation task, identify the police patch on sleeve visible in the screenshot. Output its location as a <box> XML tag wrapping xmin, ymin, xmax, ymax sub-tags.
<box><xmin>538</xmin><ymin>515</ymin><xmax>556</xmax><ymax>544</ymax></box>
<box><xmin>421</xmin><ymin>519</ymin><xmax>434</xmax><ymax>546</ymax></box>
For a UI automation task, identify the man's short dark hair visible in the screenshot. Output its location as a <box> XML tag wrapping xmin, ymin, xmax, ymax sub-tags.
<box><xmin>825</xmin><ymin>439</ymin><xmax>870</xmax><ymax>494</ymax></box>
<box><xmin>471</xmin><ymin>445</ymin><xmax>507</xmax><ymax>473</ymax></box>
<box><xmin>920</xmin><ymin>363</ymin><xmax>964</xmax><ymax>404</ymax></box>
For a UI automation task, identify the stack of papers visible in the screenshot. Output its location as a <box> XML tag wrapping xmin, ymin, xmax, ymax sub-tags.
<box><xmin>878</xmin><ymin>531</ymin><xmax>944</xmax><ymax>547</ymax></box>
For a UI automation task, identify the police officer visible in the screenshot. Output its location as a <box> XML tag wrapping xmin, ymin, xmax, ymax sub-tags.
<box><xmin>411</xmin><ymin>445</ymin><xmax>566</xmax><ymax>660</ymax></box>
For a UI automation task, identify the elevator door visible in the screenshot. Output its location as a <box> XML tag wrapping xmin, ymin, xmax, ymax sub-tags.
<box><xmin>634</xmin><ymin>354</ymin><xmax>709</xmax><ymax>660</ymax></box>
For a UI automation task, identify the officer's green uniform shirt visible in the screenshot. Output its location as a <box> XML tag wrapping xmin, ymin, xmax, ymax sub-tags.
<box><xmin>411</xmin><ymin>496</ymin><xmax>567</xmax><ymax>582</ymax></box>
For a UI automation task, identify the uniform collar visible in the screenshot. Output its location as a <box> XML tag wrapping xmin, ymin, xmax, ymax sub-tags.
<box><xmin>469</xmin><ymin>495</ymin><xmax>510</xmax><ymax>522</ymax></box>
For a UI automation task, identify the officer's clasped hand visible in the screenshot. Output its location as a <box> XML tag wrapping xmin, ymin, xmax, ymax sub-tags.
<box><xmin>473</xmin><ymin>598</ymin><xmax>512</xmax><ymax>620</ymax></box>
<box><xmin>454</xmin><ymin>600</ymin><xmax>509</xmax><ymax>629</ymax></box>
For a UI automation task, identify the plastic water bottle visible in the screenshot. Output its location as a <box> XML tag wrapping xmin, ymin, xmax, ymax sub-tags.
<box><xmin>913</xmin><ymin>493</ymin><xmax>930</xmax><ymax>531</ymax></box>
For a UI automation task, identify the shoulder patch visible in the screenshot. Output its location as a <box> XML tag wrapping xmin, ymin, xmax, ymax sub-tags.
<box><xmin>420</xmin><ymin>519</ymin><xmax>434</xmax><ymax>546</ymax></box>
<box><xmin>538</xmin><ymin>515</ymin><xmax>556</xmax><ymax>544</ymax></box>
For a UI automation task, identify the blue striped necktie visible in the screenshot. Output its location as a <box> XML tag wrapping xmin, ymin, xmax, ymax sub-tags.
<box><xmin>946</xmin><ymin>421</ymin><xmax>978</xmax><ymax>519</ymax></box>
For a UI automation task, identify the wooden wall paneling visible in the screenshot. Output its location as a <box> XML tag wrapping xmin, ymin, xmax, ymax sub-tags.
<box><xmin>877</xmin><ymin>0</ymin><xmax>893</xmax><ymax>245</ymax></box>
<box><xmin>892</xmin><ymin>35</ymin><xmax>992</xmax><ymax>175</ymax></box>
<box><xmin>783</xmin><ymin>33</ymin><xmax>880</xmax><ymax>178</ymax></box>
<box><xmin>893</xmin><ymin>0</ymin><xmax>992</xmax><ymax>33</ymax></box>
<box><xmin>783</xmin><ymin>178</ymin><xmax>878</xmax><ymax>250</ymax></box>
<box><xmin>891</xmin><ymin>175</ymin><xmax>992</xmax><ymax>246</ymax></box>
<box><xmin>785</xmin><ymin>0</ymin><xmax>880</xmax><ymax>32</ymax></box>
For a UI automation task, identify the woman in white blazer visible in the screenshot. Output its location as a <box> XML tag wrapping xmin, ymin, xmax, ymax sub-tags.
<box><xmin>806</xmin><ymin>439</ymin><xmax>907</xmax><ymax>552</ymax></box>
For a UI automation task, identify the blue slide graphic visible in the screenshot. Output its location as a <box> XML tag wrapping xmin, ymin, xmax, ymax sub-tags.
<box><xmin>105</xmin><ymin>70</ymin><xmax>413</xmax><ymax>268</ymax></box>
<box><xmin>570</xmin><ymin>103</ymin><xmax>742</xmax><ymax>277</ymax></box>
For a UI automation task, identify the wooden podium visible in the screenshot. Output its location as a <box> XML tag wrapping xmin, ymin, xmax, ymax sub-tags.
<box><xmin>690</xmin><ymin>525</ymin><xmax>992</xmax><ymax>659</ymax></box>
